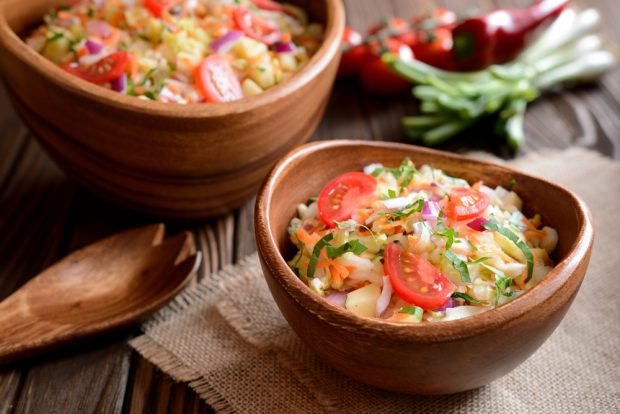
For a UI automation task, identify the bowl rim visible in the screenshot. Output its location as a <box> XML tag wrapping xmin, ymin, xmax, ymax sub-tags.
<box><xmin>0</xmin><ymin>0</ymin><xmax>345</xmax><ymax>119</ymax></box>
<box><xmin>255</xmin><ymin>140</ymin><xmax>594</xmax><ymax>342</ymax></box>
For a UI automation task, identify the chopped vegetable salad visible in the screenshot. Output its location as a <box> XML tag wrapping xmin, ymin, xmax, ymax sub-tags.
<box><xmin>26</xmin><ymin>0</ymin><xmax>323</xmax><ymax>103</ymax></box>
<box><xmin>288</xmin><ymin>159</ymin><xmax>558</xmax><ymax>322</ymax></box>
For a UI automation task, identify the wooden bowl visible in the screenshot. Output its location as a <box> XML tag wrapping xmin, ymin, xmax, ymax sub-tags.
<box><xmin>255</xmin><ymin>140</ymin><xmax>594</xmax><ymax>395</ymax></box>
<box><xmin>0</xmin><ymin>0</ymin><xmax>344</xmax><ymax>220</ymax></box>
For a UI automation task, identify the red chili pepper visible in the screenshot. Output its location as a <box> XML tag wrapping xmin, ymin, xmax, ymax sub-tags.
<box><xmin>451</xmin><ymin>0</ymin><xmax>569</xmax><ymax>71</ymax></box>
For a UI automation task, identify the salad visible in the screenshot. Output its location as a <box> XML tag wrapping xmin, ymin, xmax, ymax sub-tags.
<box><xmin>25</xmin><ymin>0</ymin><xmax>323</xmax><ymax>103</ymax></box>
<box><xmin>288</xmin><ymin>159</ymin><xmax>558</xmax><ymax>322</ymax></box>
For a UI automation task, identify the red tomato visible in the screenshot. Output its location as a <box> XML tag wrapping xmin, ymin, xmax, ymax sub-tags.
<box><xmin>338</xmin><ymin>27</ymin><xmax>368</xmax><ymax>78</ymax></box>
<box><xmin>411</xmin><ymin>26</ymin><xmax>457</xmax><ymax>71</ymax></box>
<box><xmin>448</xmin><ymin>188</ymin><xmax>490</xmax><ymax>221</ymax></box>
<box><xmin>233</xmin><ymin>6</ymin><xmax>280</xmax><ymax>45</ymax></box>
<box><xmin>384</xmin><ymin>243</ymin><xmax>456</xmax><ymax>310</ymax></box>
<box><xmin>62</xmin><ymin>51</ymin><xmax>129</xmax><ymax>84</ymax></box>
<box><xmin>250</xmin><ymin>0</ymin><xmax>284</xmax><ymax>11</ymax></box>
<box><xmin>413</xmin><ymin>8</ymin><xmax>457</xmax><ymax>27</ymax></box>
<box><xmin>194</xmin><ymin>55</ymin><xmax>243</xmax><ymax>103</ymax></box>
<box><xmin>317</xmin><ymin>172</ymin><xmax>377</xmax><ymax>228</ymax></box>
<box><xmin>359</xmin><ymin>38</ymin><xmax>413</xmax><ymax>95</ymax></box>
<box><xmin>145</xmin><ymin>0</ymin><xmax>179</xmax><ymax>17</ymax></box>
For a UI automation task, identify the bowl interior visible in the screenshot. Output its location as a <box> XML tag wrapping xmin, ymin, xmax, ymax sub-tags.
<box><xmin>265</xmin><ymin>141</ymin><xmax>584</xmax><ymax>291</ymax></box>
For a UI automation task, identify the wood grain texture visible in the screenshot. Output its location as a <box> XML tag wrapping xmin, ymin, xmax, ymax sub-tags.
<box><xmin>0</xmin><ymin>224</ymin><xmax>199</xmax><ymax>364</ymax></box>
<box><xmin>255</xmin><ymin>140</ymin><xmax>594</xmax><ymax>394</ymax></box>
<box><xmin>0</xmin><ymin>0</ymin><xmax>617</xmax><ymax>411</ymax></box>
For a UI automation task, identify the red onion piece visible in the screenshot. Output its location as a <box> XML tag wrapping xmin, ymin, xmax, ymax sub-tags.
<box><xmin>467</xmin><ymin>217</ymin><xmax>488</xmax><ymax>232</ymax></box>
<box><xmin>86</xmin><ymin>20</ymin><xmax>111</xmax><ymax>38</ymax></box>
<box><xmin>273</xmin><ymin>41</ymin><xmax>295</xmax><ymax>53</ymax></box>
<box><xmin>434</xmin><ymin>297</ymin><xmax>457</xmax><ymax>311</ymax></box>
<box><xmin>210</xmin><ymin>30</ymin><xmax>243</xmax><ymax>53</ymax></box>
<box><xmin>421</xmin><ymin>200</ymin><xmax>441</xmax><ymax>222</ymax></box>
<box><xmin>111</xmin><ymin>74</ymin><xmax>126</xmax><ymax>92</ymax></box>
<box><xmin>376</xmin><ymin>276</ymin><xmax>392</xmax><ymax>317</ymax></box>
<box><xmin>85</xmin><ymin>40</ymin><xmax>103</xmax><ymax>55</ymax></box>
<box><xmin>325</xmin><ymin>292</ymin><xmax>346</xmax><ymax>308</ymax></box>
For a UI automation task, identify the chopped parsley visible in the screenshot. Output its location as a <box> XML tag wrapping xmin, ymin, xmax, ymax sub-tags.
<box><xmin>507</xmin><ymin>178</ymin><xmax>517</xmax><ymax>191</ymax></box>
<box><xmin>433</xmin><ymin>212</ymin><xmax>458</xmax><ymax>248</ymax></box>
<box><xmin>383</xmin><ymin>199</ymin><xmax>424</xmax><ymax>220</ymax></box>
<box><xmin>494</xmin><ymin>274</ymin><xmax>515</xmax><ymax>305</ymax></box>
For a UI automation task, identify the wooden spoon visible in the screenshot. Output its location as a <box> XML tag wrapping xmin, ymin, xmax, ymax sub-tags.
<box><xmin>0</xmin><ymin>223</ymin><xmax>200</xmax><ymax>364</ymax></box>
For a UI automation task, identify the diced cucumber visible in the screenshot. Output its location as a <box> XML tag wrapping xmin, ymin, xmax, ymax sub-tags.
<box><xmin>278</xmin><ymin>53</ymin><xmax>297</xmax><ymax>72</ymax></box>
<box><xmin>43</xmin><ymin>36</ymin><xmax>71</xmax><ymax>64</ymax></box>
<box><xmin>234</xmin><ymin>36</ymin><xmax>268</xmax><ymax>60</ymax></box>
<box><xmin>242</xmin><ymin>78</ymin><xmax>263</xmax><ymax>96</ymax></box>
<box><xmin>345</xmin><ymin>284</ymin><xmax>381</xmax><ymax>317</ymax></box>
<box><xmin>249</xmin><ymin>56</ymin><xmax>275</xmax><ymax>89</ymax></box>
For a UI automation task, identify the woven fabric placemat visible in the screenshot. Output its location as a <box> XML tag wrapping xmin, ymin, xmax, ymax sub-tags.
<box><xmin>130</xmin><ymin>148</ymin><xmax>620</xmax><ymax>413</ymax></box>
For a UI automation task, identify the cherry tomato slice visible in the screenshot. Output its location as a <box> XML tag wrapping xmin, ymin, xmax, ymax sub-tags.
<box><xmin>250</xmin><ymin>0</ymin><xmax>284</xmax><ymax>12</ymax></box>
<box><xmin>384</xmin><ymin>243</ymin><xmax>456</xmax><ymax>310</ymax></box>
<box><xmin>317</xmin><ymin>172</ymin><xmax>377</xmax><ymax>228</ymax></box>
<box><xmin>194</xmin><ymin>55</ymin><xmax>243</xmax><ymax>103</ymax></box>
<box><xmin>448</xmin><ymin>187</ymin><xmax>490</xmax><ymax>221</ymax></box>
<box><xmin>233</xmin><ymin>6</ymin><xmax>280</xmax><ymax>45</ymax></box>
<box><xmin>62</xmin><ymin>51</ymin><xmax>129</xmax><ymax>84</ymax></box>
<box><xmin>145</xmin><ymin>0</ymin><xmax>179</xmax><ymax>17</ymax></box>
<box><xmin>359</xmin><ymin>38</ymin><xmax>413</xmax><ymax>95</ymax></box>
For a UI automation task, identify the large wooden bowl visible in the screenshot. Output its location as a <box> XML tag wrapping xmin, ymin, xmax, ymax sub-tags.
<box><xmin>0</xmin><ymin>0</ymin><xmax>344</xmax><ymax>219</ymax></box>
<box><xmin>255</xmin><ymin>140</ymin><xmax>594</xmax><ymax>395</ymax></box>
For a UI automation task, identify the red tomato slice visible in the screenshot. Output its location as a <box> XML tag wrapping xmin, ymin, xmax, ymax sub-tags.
<box><xmin>250</xmin><ymin>0</ymin><xmax>284</xmax><ymax>12</ymax></box>
<box><xmin>384</xmin><ymin>243</ymin><xmax>456</xmax><ymax>310</ymax></box>
<box><xmin>194</xmin><ymin>55</ymin><xmax>243</xmax><ymax>103</ymax></box>
<box><xmin>448</xmin><ymin>187</ymin><xmax>490</xmax><ymax>221</ymax></box>
<box><xmin>233</xmin><ymin>6</ymin><xmax>280</xmax><ymax>45</ymax></box>
<box><xmin>145</xmin><ymin>0</ymin><xmax>179</xmax><ymax>17</ymax></box>
<box><xmin>317</xmin><ymin>172</ymin><xmax>377</xmax><ymax>228</ymax></box>
<box><xmin>359</xmin><ymin>38</ymin><xmax>413</xmax><ymax>95</ymax></box>
<box><xmin>62</xmin><ymin>51</ymin><xmax>129</xmax><ymax>84</ymax></box>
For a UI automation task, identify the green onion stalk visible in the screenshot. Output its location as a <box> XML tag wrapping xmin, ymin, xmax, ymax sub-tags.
<box><xmin>385</xmin><ymin>8</ymin><xmax>617</xmax><ymax>150</ymax></box>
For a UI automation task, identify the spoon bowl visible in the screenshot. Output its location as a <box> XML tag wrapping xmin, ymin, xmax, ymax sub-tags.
<box><xmin>0</xmin><ymin>223</ymin><xmax>200</xmax><ymax>364</ymax></box>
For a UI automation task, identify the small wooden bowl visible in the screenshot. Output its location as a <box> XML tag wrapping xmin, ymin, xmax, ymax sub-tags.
<box><xmin>0</xmin><ymin>0</ymin><xmax>344</xmax><ymax>220</ymax></box>
<box><xmin>255</xmin><ymin>140</ymin><xmax>594</xmax><ymax>395</ymax></box>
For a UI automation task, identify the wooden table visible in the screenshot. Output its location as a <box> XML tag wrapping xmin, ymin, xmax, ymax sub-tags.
<box><xmin>1</xmin><ymin>0</ymin><xmax>619</xmax><ymax>412</ymax></box>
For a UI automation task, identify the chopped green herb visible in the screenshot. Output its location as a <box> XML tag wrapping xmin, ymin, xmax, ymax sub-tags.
<box><xmin>507</xmin><ymin>178</ymin><xmax>517</xmax><ymax>191</ymax></box>
<box><xmin>483</xmin><ymin>218</ymin><xmax>533</xmax><ymax>282</ymax></box>
<box><xmin>387</xmin><ymin>189</ymin><xmax>397</xmax><ymax>199</ymax></box>
<box><xmin>469</xmin><ymin>256</ymin><xmax>491</xmax><ymax>264</ymax></box>
<box><xmin>58</xmin><ymin>3</ymin><xmax>71</xmax><ymax>11</ymax></box>
<box><xmin>326</xmin><ymin>239</ymin><xmax>367</xmax><ymax>259</ymax></box>
<box><xmin>87</xmin><ymin>7</ymin><xmax>95</xmax><ymax>17</ymax></box>
<box><xmin>45</xmin><ymin>31</ymin><xmax>64</xmax><ymax>44</ymax></box>
<box><xmin>383</xmin><ymin>199</ymin><xmax>424</xmax><ymax>220</ymax></box>
<box><xmin>451</xmin><ymin>292</ymin><xmax>488</xmax><ymax>306</ymax></box>
<box><xmin>371</xmin><ymin>158</ymin><xmax>417</xmax><ymax>193</ymax></box>
<box><xmin>307</xmin><ymin>233</ymin><xmax>334</xmax><ymax>278</ymax></box>
<box><xmin>444</xmin><ymin>249</ymin><xmax>470</xmax><ymax>283</ymax></box>
<box><xmin>494</xmin><ymin>274</ymin><xmax>514</xmax><ymax>305</ymax></box>
<box><xmin>144</xmin><ymin>91</ymin><xmax>157</xmax><ymax>100</ymax></box>
<box><xmin>433</xmin><ymin>212</ymin><xmax>457</xmax><ymax>248</ymax></box>
<box><xmin>399</xmin><ymin>305</ymin><xmax>424</xmax><ymax>320</ymax></box>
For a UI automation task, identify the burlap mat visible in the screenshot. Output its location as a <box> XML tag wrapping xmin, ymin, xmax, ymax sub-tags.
<box><xmin>130</xmin><ymin>148</ymin><xmax>620</xmax><ymax>413</ymax></box>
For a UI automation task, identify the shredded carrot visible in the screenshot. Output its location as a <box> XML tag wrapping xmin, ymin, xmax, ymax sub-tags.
<box><xmin>58</xmin><ymin>11</ymin><xmax>72</xmax><ymax>20</ymax></box>
<box><xmin>451</xmin><ymin>247</ymin><xmax>475</xmax><ymax>257</ymax></box>
<box><xmin>281</xmin><ymin>32</ymin><xmax>292</xmax><ymax>43</ymax></box>
<box><xmin>296</xmin><ymin>227</ymin><xmax>320</xmax><ymax>246</ymax></box>
<box><xmin>331</xmin><ymin>262</ymin><xmax>350</xmax><ymax>279</ymax></box>
<box><xmin>167</xmin><ymin>82</ymin><xmax>181</xmax><ymax>95</ymax></box>
<box><xmin>76</xmin><ymin>47</ymin><xmax>88</xmax><ymax>58</ymax></box>
<box><xmin>102</xmin><ymin>28</ymin><xmax>121</xmax><ymax>46</ymax></box>
<box><xmin>128</xmin><ymin>51</ymin><xmax>139</xmax><ymax>79</ymax></box>
<box><xmin>524</xmin><ymin>230</ymin><xmax>545</xmax><ymax>239</ymax></box>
